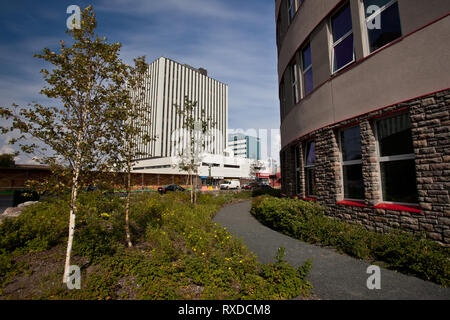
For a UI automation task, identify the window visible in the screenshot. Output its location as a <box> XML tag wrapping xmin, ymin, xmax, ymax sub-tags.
<box><xmin>331</xmin><ymin>2</ymin><xmax>355</xmax><ymax>72</ymax></box>
<box><xmin>224</xmin><ymin>164</ymin><xmax>240</xmax><ymax>169</ymax></box>
<box><xmin>290</xmin><ymin>62</ymin><xmax>300</xmax><ymax>104</ymax></box>
<box><xmin>304</xmin><ymin>141</ymin><xmax>316</xmax><ymax>196</ymax></box>
<box><xmin>279</xmin><ymin>78</ymin><xmax>286</xmax><ymax>117</ymax></box>
<box><xmin>363</xmin><ymin>0</ymin><xmax>402</xmax><ymax>52</ymax></box>
<box><xmin>287</xmin><ymin>0</ymin><xmax>296</xmax><ymax>24</ymax></box>
<box><xmin>376</xmin><ymin>113</ymin><xmax>418</xmax><ymax>204</ymax></box>
<box><xmin>301</xmin><ymin>44</ymin><xmax>313</xmax><ymax>96</ymax></box>
<box><xmin>340</xmin><ymin>126</ymin><xmax>364</xmax><ymax>200</ymax></box>
<box><xmin>295</xmin><ymin>145</ymin><xmax>302</xmax><ymax>194</ymax></box>
<box><xmin>277</xmin><ymin>17</ymin><xmax>282</xmax><ymax>48</ymax></box>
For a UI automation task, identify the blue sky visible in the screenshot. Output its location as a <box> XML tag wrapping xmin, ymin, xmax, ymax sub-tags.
<box><xmin>0</xmin><ymin>0</ymin><xmax>280</xmax><ymax>163</ymax></box>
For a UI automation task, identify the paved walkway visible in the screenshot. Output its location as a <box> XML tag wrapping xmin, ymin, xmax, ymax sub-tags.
<box><xmin>213</xmin><ymin>201</ymin><xmax>450</xmax><ymax>300</ymax></box>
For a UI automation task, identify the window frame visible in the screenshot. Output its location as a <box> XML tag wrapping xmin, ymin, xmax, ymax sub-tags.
<box><xmin>330</xmin><ymin>2</ymin><xmax>355</xmax><ymax>74</ymax></box>
<box><xmin>279</xmin><ymin>77</ymin><xmax>286</xmax><ymax>119</ymax></box>
<box><xmin>374</xmin><ymin>113</ymin><xmax>418</xmax><ymax>206</ymax></box>
<box><xmin>361</xmin><ymin>0</ymin><xmax>402</xmax><ymax>55</ymax></box>
<box><xmin>295</xmin><ymin>144</ymin><xmax>302</xmax><ymax>195</ymax></box>
<box><xmin>338</xmin><ymin>126</ymin><xmax>365</xmax><ymax>201</ymax></box>
<box><xmin>290</xmin><ymin>62</ymin><xmax>300</xmax><ymax>104</ymax></box>
<box><xmin>304</xmin><ymin>140</ymin><xmax>316</xmax><ymax>197</ymax></box>
<box><xmin>300</xmin><ymin>43</ymin><xmax>313</xmax><ymax>97</ymax></box>
<box><xmin>276</xmin><ymin>16</ymin><xmax>283</xmax><ymax>48</ymax></box>
<box><xmin>286</xmin><ymin>0</ymin><xmax>305</xmax><ymax>27</ymax></box>
<box><xmin>287</xmin><ymin>0</ymin><xmax>296</xmax><ymax>25</ymax></box>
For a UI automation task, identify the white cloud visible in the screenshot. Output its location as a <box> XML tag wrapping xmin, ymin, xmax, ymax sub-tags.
<box><xmin>0</xmin><ymin>1</ymin><xmax>281</xmax><ymax>162</ymax></box>
<box><xmin>0</xmin><ymin>144</ymin><xmax>15</xmax><ymax>154</ymax></box>
<box><xmin>96</xmin><ymin>0</ymin><xmax>263</xmax><ymax>22</ymax></box>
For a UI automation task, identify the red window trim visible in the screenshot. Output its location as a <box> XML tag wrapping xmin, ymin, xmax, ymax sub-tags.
<box><xmin>336</xmin><ymin>200</ymin><xmax>367</xmax><ymax>208</ymax></box>
<box><xmin>373</xmin><ymin>203</ymin><xmax>422</xmax><ymax>213</ymax></box>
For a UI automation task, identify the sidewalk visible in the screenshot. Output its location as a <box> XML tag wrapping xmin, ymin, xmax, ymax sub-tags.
<box><xmin>213</xmin><ymin>201</ymin><xmax>450</xmax><ymax>300</ymax></box>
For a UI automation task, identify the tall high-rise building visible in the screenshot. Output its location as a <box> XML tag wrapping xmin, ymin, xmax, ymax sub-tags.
<box><xmin>276</xmin><ymin>0</ymin><xmax>450</xmax><ymax>243</ymax></box>
<box><xmin>135</xmin><ymin>57</ymin><xmax>228</xmax><ymax>161</ymax></box>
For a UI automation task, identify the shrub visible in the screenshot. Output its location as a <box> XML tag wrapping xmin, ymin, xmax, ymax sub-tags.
<box><xmin>0</xmin><ymin>199</ymin><xmax>68</xmax><ymax>253</ymax></box>
<box><xmin>0</xmin><ymin>191</ymin><xmax>313</xmax><ymax>300</ymax></box>
<box><xmin>251</xmin><ymin>195</ymin><xmax>450</xmax><ymax>287</ymax></box>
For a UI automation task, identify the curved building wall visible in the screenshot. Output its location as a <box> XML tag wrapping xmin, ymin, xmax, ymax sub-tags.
<box><xmin>276</xmin><ymin>0</ymin><xmax>450</xmax><ymax>244</ymax></box>
<box><xmin>281</xmin><ymin>15</ymin><xmax>450</xmax><ymax>147</ymax></box>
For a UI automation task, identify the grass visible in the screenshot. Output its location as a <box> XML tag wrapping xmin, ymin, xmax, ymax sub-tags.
<box><xmin>0</xmin><ymin>191</ymin><xmax>312</xmax><ymax>300</ymax></box>
<box><xmin>251</xmin><ymin>195</ymin><xmax>450</xmax><ymax>287</ymax></box>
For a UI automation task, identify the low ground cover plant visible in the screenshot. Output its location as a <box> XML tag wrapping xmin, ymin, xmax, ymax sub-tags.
<box><xmin>0</xmin><ymin>191</ymin><xmax>311</xmax><ymax>299</ymax></box>
<box><xmin>251</xmin><ymin>196</ymin><xmax>450</xmax><ymax>287</ymax></box>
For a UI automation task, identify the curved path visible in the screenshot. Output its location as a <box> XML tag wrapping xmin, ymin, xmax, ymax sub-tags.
<box><xmin>213</xmin><ymin>201</ymin><xmax>450</xmax><ymax>300</ymax></box>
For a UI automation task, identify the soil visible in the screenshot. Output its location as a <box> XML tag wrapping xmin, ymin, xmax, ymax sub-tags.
<box><xmin>0</xmin><ymin>245</ymin><xmax>89</xmax><ymax>300</ymax></box>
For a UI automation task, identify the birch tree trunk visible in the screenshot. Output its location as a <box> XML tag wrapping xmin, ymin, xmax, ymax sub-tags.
<box><xmin>125</xmin><ymin>149</ymin><xmax>133</xmax><ymax>248</ymax></box>
<box><xmin>63</xmin><ymin>139</ymin><xmax>82</xmax><ymax>284</ymax></box>
<box><xmin>194</xmin><ymin>172</ymin><xmax>198</xmax><ymax>204</ymax></box>
<box><xmin>63</xmin><ymin>68</ymin><xmax>90</xmax><ymax>284</ymax></box>
<box><xmin>190</xmin><ymin>169</ymin><xmax>193</xmax><ymax>204</ymax></box>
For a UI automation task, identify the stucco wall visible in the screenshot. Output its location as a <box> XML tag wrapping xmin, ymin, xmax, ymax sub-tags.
<box><xmin>281</xmin><ymin>15</ymin><xmax>450</xmax><ymax>148</ymax></box>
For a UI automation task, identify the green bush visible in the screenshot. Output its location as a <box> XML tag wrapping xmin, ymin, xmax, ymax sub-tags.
<box><xmin>0</xmin><ymin>191</ymin><xmax>313</xmax><ymax>300</ymax></box>
<box><xmin>0</xmin><ymin>250</ymin><xmax>13</xmax><ymax>277</ymax></box>
<box><xmin>0</xmin><ymin>199</ymin><xmax>68</xmax><ymax>253</ymax></box>
<box><xmin>65</xmin><ymin>192</ymin><xmax>313</xmax><ymax>300</ymax></box>
<box><xmin>251</xmin><ymin>196</ymin><xmax>450</xmax><ymax>287</ymax></box>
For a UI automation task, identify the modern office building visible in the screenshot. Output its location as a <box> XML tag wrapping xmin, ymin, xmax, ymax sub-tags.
<box><xmin>228</xmin><ymin>133</ymin><xmax>261</xmax><ymax>160</ymax></box>
<box><xmin>134</xmin><ymin>57</ymin><xmax>228</xmax><ymax>160</ymax></box>
<box><xmin>276</xmin><ymin>0</ymin><xmax>450</xmax><ymax>244</ymax></box>
<box><xmin>132</xmin><ymin>57</ymin><xmax>268</xmax><ymax>184</ymax></box>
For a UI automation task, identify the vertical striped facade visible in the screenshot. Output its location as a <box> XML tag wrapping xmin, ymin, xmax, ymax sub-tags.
<box><xmin>136</xmin><ymin>57</ymin><xmax>228</xmax><ymax>160</ymax></box>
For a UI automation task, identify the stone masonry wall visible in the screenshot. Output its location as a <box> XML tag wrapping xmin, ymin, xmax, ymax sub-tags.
<box><xmin>280</xmin><ymin>89</ymin><xmax>450</xmax><ymax>245</ymax></box>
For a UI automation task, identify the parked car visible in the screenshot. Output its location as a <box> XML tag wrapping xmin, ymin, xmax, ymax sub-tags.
<box><xmin>158</xmin><ymin>184</ymin><xmax>185</xmax><ymax>194</ymax></box>
<box><xmin>242</xmin><ymin>184</ymin><xmax>253</xmax><ymax>190</ymax></box>
<box><xmin>12</xmin><ymin>189</ymin><xmax>40</xmax><ymax>207</ymax></box>
<box><xmin>86</xmin><ymin>184</ymin><xmax>99</xmax><ymax>192</ymax></box>
<box><xmin>254</xmin><ymin>183</ymin><xmax>273</xmax><ymax>190</ymax></box>
<box><xmin>220</xmin><ymin>180</ymin><xmax>240</xmax><ymax>190</ymax></box>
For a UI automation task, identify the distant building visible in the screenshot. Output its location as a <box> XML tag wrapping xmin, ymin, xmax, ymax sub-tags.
<box><xmin>228</xmin><ymin>133</ymin><xmax>261</xmax><ymax>160</ymax></box>
<box><xmin>132</xmin><ymin>57</ymin><xmax>262</xmax><ymax>184</ymax></box>
<box><xmin>135</xmin><ymin>57</ymin><xmax>228</xmax><ymax>159</ymax></box>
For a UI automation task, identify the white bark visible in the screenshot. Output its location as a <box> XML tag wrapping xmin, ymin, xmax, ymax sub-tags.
<box><xmin>125</xmin><ymin>148</ymin><xmax>133</xmax><ymax>248</ymax></box>
<box><xmin>63</xmin><ymin>75</ymin><xmax>90</xmax><ymax>284</ymax></box>
<box><xmin>63</xmin><ymin>164</ymin><xmax>80</xmax><ymax>283</ymax></box>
